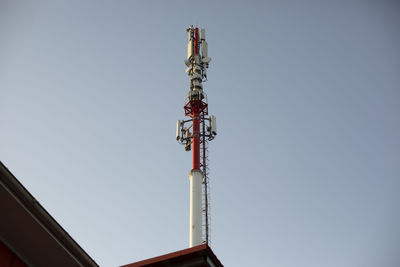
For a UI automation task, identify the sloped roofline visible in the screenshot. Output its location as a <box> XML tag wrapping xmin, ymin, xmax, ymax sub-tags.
<box><xmin>0</xmin><ymin>161</ymin><xmax>99</xmax><ymax>266</ymax></box>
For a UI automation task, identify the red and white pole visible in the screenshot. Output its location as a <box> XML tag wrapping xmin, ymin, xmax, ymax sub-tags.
<box><xmin>180</xmin><ymin>26</ymin><xmax>213</xmax><ymax>247</ymax></box>
<box><xmin>189</xmin><ymin>28</ymin><xmax>204</xmax><ymax>247</ymax></box>
<box><xmin>189</xmin><ymin>99</ymin><xmax>204</xmax><ymax>246</ymax></box>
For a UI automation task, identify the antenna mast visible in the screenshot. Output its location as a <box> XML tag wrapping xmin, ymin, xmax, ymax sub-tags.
<box><xmin>176</xmin><ymin>26</ymin><xmax>216</xmax><ymax>247</ymax></box>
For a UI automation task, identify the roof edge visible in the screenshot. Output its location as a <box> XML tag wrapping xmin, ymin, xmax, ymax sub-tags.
<box><xmin>121</xmin><ymin>244</ymin><xmax>223</xmax><ymax>267</ymax></box>
<box><xmin>0</xmin><ymin>161</ymin><xmax>99</xmax><ymax>267</ymax></box>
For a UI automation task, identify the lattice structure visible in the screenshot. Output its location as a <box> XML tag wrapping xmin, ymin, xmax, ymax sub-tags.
<box><xmin>200</xmin><ymin>115</ymin><xmax>211</xmax><ymax>244</ymax></box>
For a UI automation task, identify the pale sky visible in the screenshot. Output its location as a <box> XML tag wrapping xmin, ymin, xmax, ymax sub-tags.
<box><xmin>1</xmin><ymin>1</ymin><xmax>399</xmax><ymax>266</ymax></box>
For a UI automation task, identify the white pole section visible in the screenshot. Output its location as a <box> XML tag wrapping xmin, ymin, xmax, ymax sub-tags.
<box><xmin>189</xmin><ymin>169</ymin><xmax>203</xmax><ymax>247</ymax></box>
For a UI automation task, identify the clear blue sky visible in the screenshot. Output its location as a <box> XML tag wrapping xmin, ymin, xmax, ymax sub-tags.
<box><xmin>1</xmin><ymin>1</ymin><xmax>399</xmax><ymax>266</ymax></box>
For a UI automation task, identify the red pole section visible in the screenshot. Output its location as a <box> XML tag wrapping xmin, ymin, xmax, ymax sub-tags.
<box><xmin>194</xmin><ymin>28</ymin><xmax>199</xmax><ymax>54</ymax></box>
<box><xmin>192</xmin><ymin>103</ymin><xmax>200</xmax><ymax>170</ymax></box>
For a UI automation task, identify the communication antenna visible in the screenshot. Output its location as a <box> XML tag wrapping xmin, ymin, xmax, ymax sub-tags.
<box><xmin>176</xmin><ymin>26</ymin><xmax>216</xmax><ymax>247</ymax></box>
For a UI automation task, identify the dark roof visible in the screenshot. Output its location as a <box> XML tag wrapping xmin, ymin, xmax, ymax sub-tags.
<box><xmin>121</xmin><ymin>244</ymin><xmax>223</xmax><ymax>267</ymax></box>
<box><xmin>0</xmin><ymin>161</ymin><xmax>99</xmax><ymax>267</ymax></box>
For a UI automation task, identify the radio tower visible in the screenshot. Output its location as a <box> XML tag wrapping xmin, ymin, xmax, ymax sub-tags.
<box><xmin>176</xmin><ymin>26</ymin><xmax>217</xmax><ymax>247</ymax></box>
